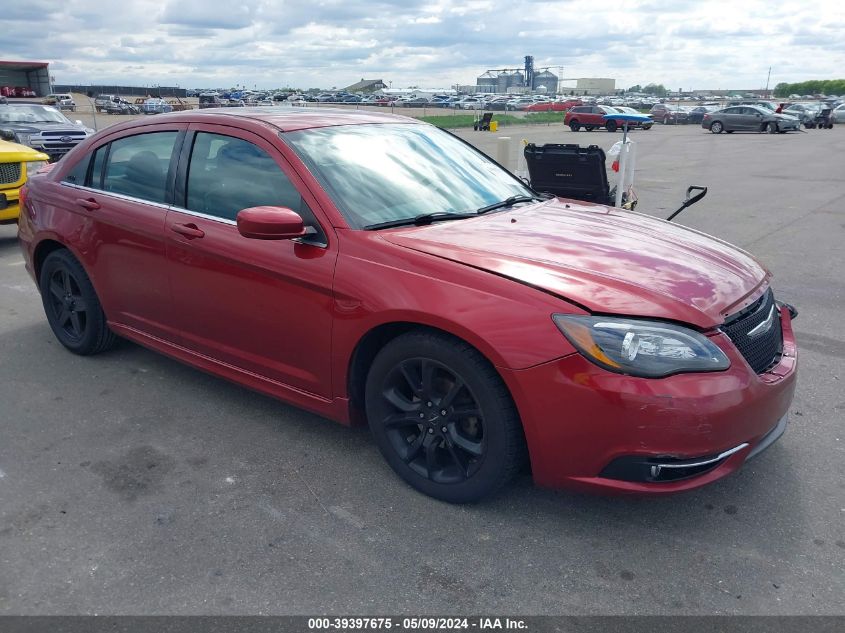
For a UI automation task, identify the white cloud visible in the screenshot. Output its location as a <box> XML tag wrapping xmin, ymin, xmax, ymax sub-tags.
<box><xmin>1</xmin><ymin>0</ymin><xmax>843</xmax><ymax>90</ymax></box>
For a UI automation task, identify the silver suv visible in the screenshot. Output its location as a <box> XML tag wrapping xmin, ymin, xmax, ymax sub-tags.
<box><xmin>44</xmin><ymin>94</ymin><xmax>76</xmax><ymax>112</ymax></box>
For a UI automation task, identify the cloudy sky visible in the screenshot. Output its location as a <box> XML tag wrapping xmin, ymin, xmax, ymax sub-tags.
<box><xmin>3</xmin><ymin>0</ymin><xmax>844</xmax><ymax>91</ymax></box>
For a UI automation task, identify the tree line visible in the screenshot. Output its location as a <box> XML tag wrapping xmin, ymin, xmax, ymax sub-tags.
<box><xmin>773</xmin><ymin>79</ymin><xmax>845</xmax><ymax>97</ymax></box>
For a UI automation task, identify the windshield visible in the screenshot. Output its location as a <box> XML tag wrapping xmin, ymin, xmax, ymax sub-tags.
<box><xmin>285</xmin><ymin>123</ymin><xmax>535</xmax><ymax>229</ymax></box>
<box><xmin>0</xmin><ymin>104</ymin><xmax>72</xmax><ymax>124</ymax></box>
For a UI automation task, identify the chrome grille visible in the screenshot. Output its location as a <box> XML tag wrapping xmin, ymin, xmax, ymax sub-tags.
<box><xmin>722</xmin><ymin>289</ymin><xmax>783</xmax><ymax>374</ymax></box>
<box><xmin>0</xmin><ymin>162</ymin><xmax>22</xmax><ymax>185</ymax></box>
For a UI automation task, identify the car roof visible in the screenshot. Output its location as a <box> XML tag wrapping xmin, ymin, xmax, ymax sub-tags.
<box><xmin>95</xmin><ymin>107</ymin><xmax>423</xmax><ymax>135</ymax></box>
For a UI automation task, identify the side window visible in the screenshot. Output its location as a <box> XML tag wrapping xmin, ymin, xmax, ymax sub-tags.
<box><xmin>185</xmin><ymin>132</ymin><xmax>325</xmax><ymax>242</ymax></box>
<box><xmin>62</xmin><ymin>155</ymin><xmax>91</xmax><ymax>186</ymax></box>
<box><xmin>100</xmin><ymin>132</ymin><xmax>178</xmax><ymax>204</ymax></box>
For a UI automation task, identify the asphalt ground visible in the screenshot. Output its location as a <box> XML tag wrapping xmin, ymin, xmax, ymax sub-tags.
<box><xmin>0</xmin><ymin>122</ymin><xmax>843</xmax><ymax>615</ymax></box>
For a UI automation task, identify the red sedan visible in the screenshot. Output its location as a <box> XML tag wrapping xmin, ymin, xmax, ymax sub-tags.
<box><xmin>17</xmin><ymin>109</ymin><xmax>797</xmax><ymax>502</ymax></box>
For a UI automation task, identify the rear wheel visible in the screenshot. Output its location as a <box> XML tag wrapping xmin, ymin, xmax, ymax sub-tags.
<box><xmin>365</xmin><ymin>331</ymin><xmax>525</xmax><ymax>503</ymax></box>
<box><xmin>569</xmin><ymin>120</ymin><xmax>580</xmax><ymax>132</ymax></box>
<box><xmin>39</xmin><ymin>250</ymin><xmax>117</xmax><ymax>355</ymax></box>
<box><xmin>710</xmin><ymin>121</ymin><xmax>724</xmax><ymax>134</ymax></box>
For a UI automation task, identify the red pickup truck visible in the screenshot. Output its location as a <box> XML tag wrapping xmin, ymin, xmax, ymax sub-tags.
<box><xmin>564</xmin><ymin>105</ymin><xmax>630</xmax><ymax>132</ymax></box>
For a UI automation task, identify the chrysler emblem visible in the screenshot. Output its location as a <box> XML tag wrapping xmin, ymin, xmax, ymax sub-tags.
<box><xmin>747</xmin><ymin>305</ymin><xmax>775</xmax><ymax>337</ymax></box>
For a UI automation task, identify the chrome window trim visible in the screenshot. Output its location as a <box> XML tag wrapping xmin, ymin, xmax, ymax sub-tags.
<box><xmin>60</xmin><ymin>182</ymin><xmax>171</xmax><ymax>211</ymax></box>
<box><xmin>168</xmin><ymin>205</ymin><xmax>237</xmax><ymax>226</ymax></box>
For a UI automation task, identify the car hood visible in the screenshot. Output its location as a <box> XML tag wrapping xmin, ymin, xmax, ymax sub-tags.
<box><xmin>382</xmin><ymin>199</ymin><xmax>769</xmax><ymax>329</ymax></box>
<box><xmin>0</xmin><ymin>121</ymin><xmax>87</xmax><ymax>134</ymax></box>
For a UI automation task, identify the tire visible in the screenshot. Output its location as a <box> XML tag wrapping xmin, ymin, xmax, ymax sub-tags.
<box><xmin>584</xmin><ymin>125</ymin><xmax>595</xmax><ymax>132</ymax></box>
<box><xmin>365</xmin><ymin>331</ymin><xmax>526</xmax><ymax>503</ymax></box>
<box><xmin>766</xmin><ymin>122</ymin><xmax>778</xmax><ymax>134</ymax></box>
<box><xmin>39</xmin><ymin>249</ymin><xmax>117</xmax><ymax>356</ymax></box>
<box><xmin>569</xmin><ymin>120</ymin><xmax>580</xmax><ymax>132</ymax></box>
<box><xmin>710</xmin><ymin>121</ymin><xmax>724</xmax><ymax>134</ymax></box>
<box><xmin>605</xmin><ymin>120</ymin><xmax>617</xmax><ymax>133</ymax></box>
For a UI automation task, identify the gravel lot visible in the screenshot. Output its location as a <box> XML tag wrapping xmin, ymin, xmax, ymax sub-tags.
<box><xmin>0</xmin><ymin>122</ymin><xmax>843</xmax><ymax>615</ymax></box>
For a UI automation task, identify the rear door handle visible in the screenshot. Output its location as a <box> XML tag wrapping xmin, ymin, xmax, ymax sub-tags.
<box><xmin>75</xmin><ymin>197</ymin><xmax>100</xmax><ymax>210</ymax></box>
<box><xmin>171</xmin><ymin>222</ymin><xmax>205</xmax><ymax>239</ymax></box>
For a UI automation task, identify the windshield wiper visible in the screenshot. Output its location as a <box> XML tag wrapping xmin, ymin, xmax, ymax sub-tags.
<box><xmin>365</xmin><ymin>212</ymin><xmax>477</xmax><ymax>230</ymax></box>
<box><xmin>475</xmin><ymin>195</ymin><xmax>541</xmax><ymax>215</ymax></box>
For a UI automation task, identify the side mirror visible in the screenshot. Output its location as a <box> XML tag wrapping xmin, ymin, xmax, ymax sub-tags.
<box><xmin>236</xmin><ymin>206</ymin><xmax>306</xmax><ymax>240</ymax></box>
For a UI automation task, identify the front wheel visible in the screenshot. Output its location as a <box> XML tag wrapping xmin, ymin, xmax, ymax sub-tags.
<box><xmin>605</xmin><ymin>121</ymin><xmax>617</xmax><ymax>133</ymax></box>
<box><xmin>365</xmin><ymin>331</ymin><xmax>525</xmax><ymax>503</ymax></box>
<box><xmin>39</xmin><ymin>250</ymin><xmax>117</xmax><ymax>355</ymax></box>
<box><xmin>569</xmin><ymin>120</ymin><xmax>580</xmax><ymax>132</ymax></box>
<box><xmin>766</xmin><ymin>122</ymin><xmax>778</xmax><ymax>134</ymax></box>
<box><xmin>710</xmin><ymin>121</ymin><xmax>724</xmax><ymax>134</ymax></box>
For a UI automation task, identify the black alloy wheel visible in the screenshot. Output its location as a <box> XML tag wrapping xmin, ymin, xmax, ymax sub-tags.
<box><xmin>39</xmin><ymin>250</ymin><xmax>117</xmax><ymax>355</ymax></box>
<box><xmin>606</xmin><ymin>120</ymin><xmax>617</xmax><ymax>133</ymax></box>
<box><xmin>366</xmin><ymin>331</ymin><xmax>525</xmax><ymax>503</ymax></box>
<box><xmin>569</xmin><ymin>121</ymin><xmax>580</xmax><ymax>132</ymax></box>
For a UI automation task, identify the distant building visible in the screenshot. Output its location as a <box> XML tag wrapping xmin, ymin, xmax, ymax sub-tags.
<box><xmin>533</xmin><ymin>70</ymin><xmax>558</xmax><ymax>94</ymax></box>
<box><xmin>344</xmin><ymin>78</ymin><xmax>386</xmax><ymax>93</ymax></box>
<box><xmin>0</xmin><ymin>60</ymin><xmax>52</xmax><ymax>97</ymax></box>
<box><xmin>574</xmin><ymin>78</ymin><xmax>616</xmax><ymax>95</ymax></box>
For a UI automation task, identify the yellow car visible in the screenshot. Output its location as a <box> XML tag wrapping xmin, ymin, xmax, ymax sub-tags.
<box><xmin>0</xmin><ymin>139</ymin><xmax>49</xmax><ymax>224</ymax></box>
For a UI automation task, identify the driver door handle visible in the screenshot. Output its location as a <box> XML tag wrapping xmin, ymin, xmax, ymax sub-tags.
<box><xmin>171</xmin><ymin>223</ymin><xmax>205</xmax><ymax>239</ymax></box>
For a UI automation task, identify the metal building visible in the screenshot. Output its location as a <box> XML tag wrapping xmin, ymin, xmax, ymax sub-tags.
<box><xmin>533</xmin><ymin>70</ymin><xmax>558</xmax><ymax>94</ymax></box>
<box><xmin>0</xmin><ymin>60</ymin><xmax>52</xmax><ymax>97</ymax></box>
<box><xmin>575</xmin><ymin>78</ymin><xmax>616</xmax><ymax>95</ymax></box>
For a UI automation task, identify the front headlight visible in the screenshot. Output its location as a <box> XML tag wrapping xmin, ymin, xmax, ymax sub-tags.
<box><xmin>25</xmin><ymin>161</ymin><xmax>48</xmax><ymax>174</ymax></box>
<box><xmin>15</xmin><ymin>133</ymin><xmax>32</xmax><ymax>146</ymax></box>
<box><xmin>552</xmin><ymin>314</ymin><xmax>730</xmax><ymax>378</ymax></box>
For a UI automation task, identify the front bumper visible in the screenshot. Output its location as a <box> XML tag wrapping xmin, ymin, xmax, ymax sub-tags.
<box><xmin>500</xmin><ymin>307</ymin><xmax>797</xmax><ymax>494</ymax></box>
<box><xmin>0</xmin><ymin>188</ymin><xmax>20</xmax><ymax>223</ymax></box>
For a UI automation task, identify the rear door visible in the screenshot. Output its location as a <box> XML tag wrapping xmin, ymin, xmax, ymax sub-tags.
<box><xmin>164</xmin><ymin>123</ymin><xmax>337</xmax><ymax>397</ymax></box>
<box><xmin>58</xmin><ymin>126</ymin><xmax>185</xmax><ymax>340</ymax></box>
<box><xmin>720</xmin><ymin>107</ymin><xmax>743</xmax><ymax>131</ymax></box>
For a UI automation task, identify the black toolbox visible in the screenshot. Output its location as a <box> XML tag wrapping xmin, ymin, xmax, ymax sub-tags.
<box><xmin>523</xmin><ymin>143</ymin><xmax>612</xmax><ymax>205</ymax></box>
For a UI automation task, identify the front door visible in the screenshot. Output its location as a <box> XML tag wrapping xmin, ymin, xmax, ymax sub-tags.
<box><xmin>164</xmin><ymin>125</ymin><xmax>336</xmax><ymax>398</ymax></box>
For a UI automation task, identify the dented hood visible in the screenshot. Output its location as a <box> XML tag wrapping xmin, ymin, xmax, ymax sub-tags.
<box><xmin>382</xmin><ymin>199</ymin><xmax>769</xmax><ymax>329</ymax></box>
